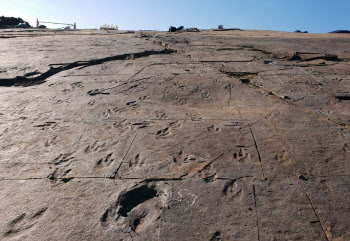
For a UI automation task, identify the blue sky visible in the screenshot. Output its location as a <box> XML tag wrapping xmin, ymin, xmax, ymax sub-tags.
<box><xmin>1</xmin><ymin>0</ymin><xmax>349</xmax><ymax>33</ymax></box>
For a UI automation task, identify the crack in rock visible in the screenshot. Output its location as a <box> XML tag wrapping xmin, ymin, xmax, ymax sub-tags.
<box><xmin>289</xmin><ymin>52</ymin><xmax>343</xmax><ymax>62</ymax></box>
<box><xmin>0</xmin><ymin>48</ymin><xmax>176</xmax><ymax>87</ymax></box>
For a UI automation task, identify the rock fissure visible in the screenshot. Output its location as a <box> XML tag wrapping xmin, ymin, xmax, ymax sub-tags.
<box><xmin>0</xmin><ymin>48</ymin><xmax>176</xmax><ymax>87</ymax></box>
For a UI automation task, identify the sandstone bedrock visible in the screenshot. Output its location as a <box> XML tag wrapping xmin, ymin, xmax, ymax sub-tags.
<box><xmin>0</xmin><ymin>28</ymin><xmax>349</xmax><ymax>241</ymax></box>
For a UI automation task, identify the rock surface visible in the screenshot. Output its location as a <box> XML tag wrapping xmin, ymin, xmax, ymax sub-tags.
<box><xmin>0</xmin><ymin>28</ymin><xmax>349</xmax><ymax>241</ymax></box>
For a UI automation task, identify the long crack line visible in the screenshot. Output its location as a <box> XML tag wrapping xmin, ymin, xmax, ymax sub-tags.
<box><xmin>0</xmin><ymin>49</ymin><xmax>176</xmax><ymax>87</ymax></box>
<box><xmin>114</xmin><ymin>130</ymin><xmax>140</xmax><ymax>178</ymax></box>
<box><xmin>252</xmin><ymin>184</ymin><xmax>261</xmax><ymax>241</ymax></box>
<box><xmin>249</xmin><ymin>127</ymin><xmax>266</xmax><ymax>179</ymax></box>
<box><xmin>304</xmin><ymin>191</ymin><xmax>330</xmax><ymax>241</ymax></box>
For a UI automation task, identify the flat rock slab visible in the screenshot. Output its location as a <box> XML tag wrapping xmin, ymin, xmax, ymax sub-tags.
<box><xmin>0</xmin><ymin>29</ymin><xmax>349</xmax><ymax>241</ymax></box>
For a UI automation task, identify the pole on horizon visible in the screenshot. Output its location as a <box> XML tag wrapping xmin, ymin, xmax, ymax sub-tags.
<box><xmin>36</xmin><ymin>18</ymin><xmax>39</xmax><ymax>28</ymax></box>
<box><xmin>74</xmin><ymin>22</ymin><xmax>76</xmax><ymax>30</ymax></box>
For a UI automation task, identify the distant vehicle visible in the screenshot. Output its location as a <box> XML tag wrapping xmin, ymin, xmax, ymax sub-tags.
<box><xmin>64</xmin><ymin>26</ymin><xmax>71</xmax><ymax>30</ymax></box>
<box><xmin>17</xmin><ymin>23</ymin><xmax>29</xmax><ymax>28</ymax></box>
<box><xmin>38</xmin><ymin>24</ymin><xmax>47</xmax><ymax>29</ymax></box>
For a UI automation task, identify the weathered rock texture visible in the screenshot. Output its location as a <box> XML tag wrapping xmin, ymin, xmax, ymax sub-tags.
<box><xmin>0</xmin><ymin>29</ymin><xmax>349</xmax><ymax>241</ymax></box>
